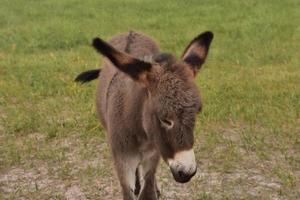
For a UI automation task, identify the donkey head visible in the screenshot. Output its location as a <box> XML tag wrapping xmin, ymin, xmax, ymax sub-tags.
<box><xmin>92</xmin><ymin>31</ymin><xmax>213</xmax><ymax>183</ymax></box>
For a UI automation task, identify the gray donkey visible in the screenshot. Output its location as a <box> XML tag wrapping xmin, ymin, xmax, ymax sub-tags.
<box><xmin>75</xmin><ymin>31</ymin><xmax>213</xmax><ymax>200</ymax></box>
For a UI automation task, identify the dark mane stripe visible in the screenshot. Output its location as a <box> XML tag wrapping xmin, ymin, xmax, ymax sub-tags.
<box><xmin>125</xmin><ymin>31</ymin><xmax>135</xmax><ymax>53</ymax></box>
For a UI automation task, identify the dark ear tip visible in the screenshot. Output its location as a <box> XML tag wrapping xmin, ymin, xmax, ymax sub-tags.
<box><xmin>201</xmin><ymin>31</ymin><xmax>214</xmax><ymax>41</ymax></box>
<box><xmin>92</xmin><ymin>37</ymin><xmax>105</xmax><ymax>50</ymax></box>
<box><xmin>92</xmin><ymin>37</ymin><xmax>102</xmax><ymax>47</ymax></box>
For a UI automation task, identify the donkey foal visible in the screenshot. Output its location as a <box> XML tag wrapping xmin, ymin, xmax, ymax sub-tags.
<box><xmin>75</xmin><ymin>31</ymin><xmax>213</xmax><ymax>200</ymax></box>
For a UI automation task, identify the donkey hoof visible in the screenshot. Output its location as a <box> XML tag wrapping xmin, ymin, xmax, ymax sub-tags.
<box><xmin>156</xmin><ymin>189</ymin><xmax>161</xmax><ymax>198</ymax></box>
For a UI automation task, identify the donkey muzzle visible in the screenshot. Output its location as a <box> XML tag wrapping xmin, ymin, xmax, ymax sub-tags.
<box><xmin>168</xmin><ymin>149</ymin><xmax>197</xmax><ymax>183</ymax></box>
<box><xmin>170</xmin><ymin>165</ymin><xmax>197</xmax><ymax>183</ymax></box>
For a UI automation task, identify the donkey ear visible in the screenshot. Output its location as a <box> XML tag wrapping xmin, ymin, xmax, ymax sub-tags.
<box><xmin>181</xmin><ymin>31</ymin><xmax>213</xmax><ymax>75</ymax></box>
<box><xmin>92</xmin><ymin>37</ymin><xmax>152</xmax><ymax>85</ymax></box>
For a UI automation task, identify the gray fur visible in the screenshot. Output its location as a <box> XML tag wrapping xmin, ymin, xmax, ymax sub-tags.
<box><xmin>80</xmin><ymin>31</ymin><xmax>213</xmax><ymax>200</ymax></box>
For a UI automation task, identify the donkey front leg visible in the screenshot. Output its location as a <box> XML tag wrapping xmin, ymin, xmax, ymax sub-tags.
<box><xmin>114</xmin><ymin>153</ymin><xmax>141</xmax><ymax>200</ymax></box>
<box><xmin>138</xmin><ymin>152</ymin><xmax>160</xmax><ymax>200</ymax></box>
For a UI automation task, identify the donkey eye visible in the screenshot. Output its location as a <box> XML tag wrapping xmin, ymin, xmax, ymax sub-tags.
<box><xmin>159</xmin><ymin>118</ymin><xmax>174</xmax><ymax>129</ymax></box>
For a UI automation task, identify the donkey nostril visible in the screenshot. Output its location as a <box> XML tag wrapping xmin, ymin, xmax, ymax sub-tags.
<box><xmin>178</xmin><ymin>170</ymin><xmax>185</xmax><ymax>178</ymax></box>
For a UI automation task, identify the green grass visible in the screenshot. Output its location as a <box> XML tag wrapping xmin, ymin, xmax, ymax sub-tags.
<box><xmin>0</xmin><ymin>0</ymin><xmax>299</xmax><ymax>199</ymax></box>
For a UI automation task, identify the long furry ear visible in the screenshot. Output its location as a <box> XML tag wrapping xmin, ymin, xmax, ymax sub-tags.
<box><xmin>181</xmin><ymin>31</ymin><xmax>213</xmax><ymax>75</ymax></box>
<box><xmin>92</xmin><ymin>38</ymin><xmax>152</xmax><ymax>85</ymax></box>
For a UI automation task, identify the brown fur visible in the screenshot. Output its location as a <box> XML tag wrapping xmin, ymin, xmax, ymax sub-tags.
<box><xmin>77</xmin><ymin>31</ymin><xmax>213</xmax><ymax>200</ymax></box>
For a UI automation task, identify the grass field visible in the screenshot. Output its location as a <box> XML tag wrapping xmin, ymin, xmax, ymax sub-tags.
<box><xmin>0</xmin><ymin>0</ymin><xmax>299</xmax><ymax>199</ymax></box>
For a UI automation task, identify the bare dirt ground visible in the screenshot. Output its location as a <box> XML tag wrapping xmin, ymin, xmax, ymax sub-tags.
<box><xmin>1</xmin><ymin>127</ymin><xmax>298</xmax><ymax>200</ymax></box>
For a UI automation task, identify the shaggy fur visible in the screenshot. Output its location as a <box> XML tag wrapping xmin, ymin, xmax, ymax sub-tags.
<box><xmin>76</xmin><ymin>31</ymin><xmax>213</xmax><ymax>200</ymax></box>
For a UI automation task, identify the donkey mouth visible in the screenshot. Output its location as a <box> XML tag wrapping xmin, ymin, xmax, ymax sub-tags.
<box><xmin>167</xmin><ymin>149</ymin><xmax>197</xmax><ymax>183</ymax></box>
<box><xmin>170</xmin><ymin>167</ymin><xmax>197</xmax><ymax>183</ymax></box>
